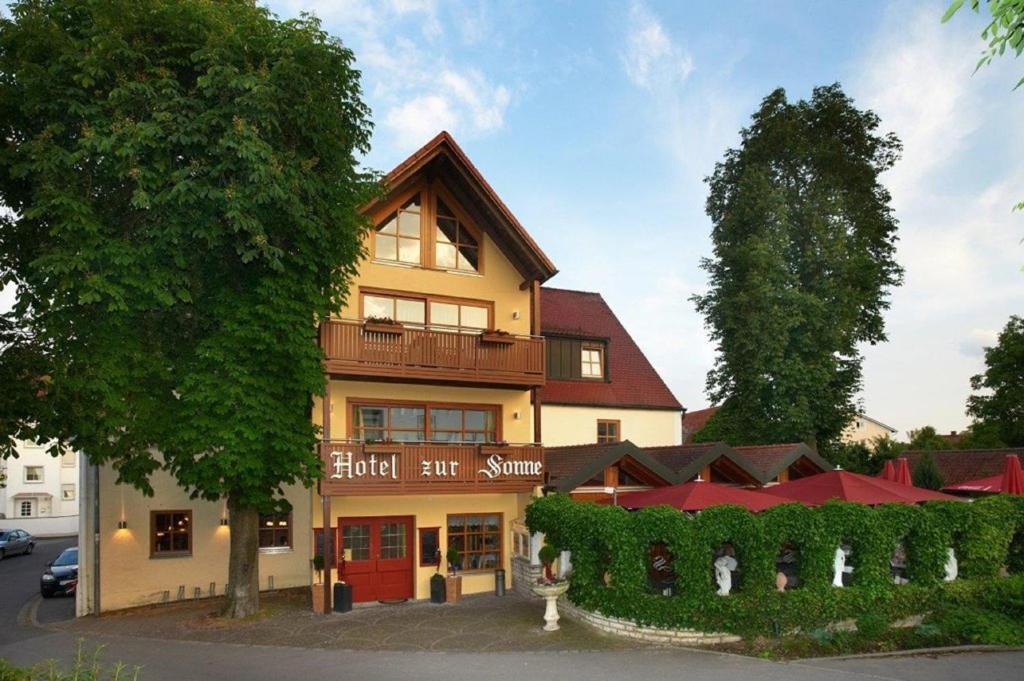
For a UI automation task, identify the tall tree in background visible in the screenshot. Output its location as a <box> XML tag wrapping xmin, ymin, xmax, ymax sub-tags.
<box><xmin>967</xmin><ymin>316</ymin><xmax>1024</xmax><ymax>446</ymax></box>
<box><xmin>693</xmin><ymin>85</ymin><xmax>903</xmax><ymax>447</ymax></box>
<box><xmin>0</xmin><ymin>0</ymin><xmax>373</xmax><ymax>617</ymax></box>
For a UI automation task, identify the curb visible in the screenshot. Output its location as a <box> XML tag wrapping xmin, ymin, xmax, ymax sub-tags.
<box><xmin>17</xmin><ymin>594</ymin><xmax>42</xmax><ymax>629</ymax></box>
<box><xmin>796</xmin><ymin>644</ymin><xmax>1024</xmax><ymax>662</ymax></box>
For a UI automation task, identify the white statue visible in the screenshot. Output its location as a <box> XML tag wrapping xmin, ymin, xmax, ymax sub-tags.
<box><xmin>832</xmin><ymin>546</ymin><xmax>853</xmax><ymax>587</ymax></box>
<box><xmin>714</xmin><ymin>554</ymin><xmax>738</xmax><ymax>595</ymax></box>
<box><xmin>944</xmin><ymin>547</ymin><xmax>958</xmax><ymax>582</ymax></box>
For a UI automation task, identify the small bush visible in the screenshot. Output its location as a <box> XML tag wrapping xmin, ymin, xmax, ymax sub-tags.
<box><xmin>855</xmin><ymin>612</ymin><xmax>888</xmax><ymax>639</ymax></box>
<box><xmin>932</xmin><ymin>606</ymin><xmax>1024</xmax><ymax>646</ymax></box>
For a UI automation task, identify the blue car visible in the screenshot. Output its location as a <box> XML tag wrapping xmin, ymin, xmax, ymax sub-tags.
<box><xmin>0</xmin><ymin>528</ymin><xmax>36</xmax><ymax>560</ymax></box>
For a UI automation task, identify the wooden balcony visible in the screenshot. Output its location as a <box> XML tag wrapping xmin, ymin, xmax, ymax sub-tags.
<box><xmin>319</xmin><ymin>440</ymin><xmax>545</xmax><ymax>495</ymax></box>
<box><xmin>320</xmin><ymin>318</ymin><xmax>545</xmax><ymax>388</ymax></box>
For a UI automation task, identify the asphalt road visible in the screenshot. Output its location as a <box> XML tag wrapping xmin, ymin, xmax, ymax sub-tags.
<box><xmin>0</xmin><ymin>535</ymin><xmax>76</xmax><ymax>645</ymax></box>
<box><xmin>1</xmin><ymin>542</ymin><xmax>1023</xmax><ymax>680</ymax></box>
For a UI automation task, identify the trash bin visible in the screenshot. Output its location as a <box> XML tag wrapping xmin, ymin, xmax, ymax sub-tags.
<box><xmin>430</xmin><ymin>574</ymin><xmax>446</xmax><ymax>603</ymax></box>
<box><xmin>333</xmin><ymin>583</ymin><xmax>353</xmax><ymax>613</ymax></box>
<box><xmin>494</xmin><ymin>569</ymin><xmax>506</xmax><ymax>596</ymax></box>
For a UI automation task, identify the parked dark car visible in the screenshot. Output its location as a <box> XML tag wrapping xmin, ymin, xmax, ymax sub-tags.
<box><xmin>41</xmin><ymin>546</ymin><xmax>78</xmax><ymax>598</ymax></box>
<box><xmin>0</xmin><ymin>529</ymin><xmax>35</xmax><ymax>559</ymax></box>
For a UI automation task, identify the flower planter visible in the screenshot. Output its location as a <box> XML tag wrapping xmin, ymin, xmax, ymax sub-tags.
<box><xmin>363</xmin><ymin>322</ymin><xmax>405</xmax><ymax>336</ymax></box>
<box><xmin>445</xmin><ymin>574</ymin><xmax>462</xmax><ymax>603</ymax></box>
<box><xmin>311</xmin><ymin>583</ymin><xmax>328</xmax><ymax>614</ymax></box>
<box><xmin>531</xmin><ymin>581</ymin><xmax>569</xmax><ymax>631</ymax></box>
<box><xmin>480</xmin><ymin>332</ymin><xmax>515</xmax><ymax>345</ymax></box>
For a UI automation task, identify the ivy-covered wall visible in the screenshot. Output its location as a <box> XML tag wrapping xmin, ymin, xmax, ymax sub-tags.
<box><xmin>525</xmin><ymin>494</ymin><xmax>1024</xmax><ymax>636</ymax></box>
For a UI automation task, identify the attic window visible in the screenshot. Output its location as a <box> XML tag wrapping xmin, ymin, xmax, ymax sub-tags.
<box><xmin>435</xmin><ymin>198</ymin><xmax>479</xmax><ymax>273</ymax></box>
<box><xmin>375</xmin><ymin>195</ymin><xmax>422</xmax><ymax>265</ymax></box>
<box><xmin>582</xmin><ymin>345</ymin><xmax>604</xmax><ymax>379</ymax></box>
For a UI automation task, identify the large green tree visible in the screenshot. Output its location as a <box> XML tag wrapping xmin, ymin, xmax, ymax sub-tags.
<box><xmin>693</xmin><ymin>85</ymin><xmax>903</xmax><ymax>447</ymax></box>
<box><xmin>0</xmin><ymin>0</ymin><xmax>372</xmax><ymax>617</ymax></box>
<box><xmin>967</xmin><ymin>316</ymin><xmax>1024</xmax><ymax>446</ymax></box>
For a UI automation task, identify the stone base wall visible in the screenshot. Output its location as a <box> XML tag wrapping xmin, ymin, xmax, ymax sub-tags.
<box><xmin>560</xmin><ymin>599</ymin><xmax>742</xmax><ymax>646</ymax></box>
<box><xmin>511</xmin><ymin>556</ymin><xmax>543</xmax><ymax>598</ymax></box>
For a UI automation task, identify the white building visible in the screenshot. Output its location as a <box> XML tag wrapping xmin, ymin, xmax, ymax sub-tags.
<box><xmin>1</xmin><ymin>440</ymin><xmax>79</xmax><ymax>537</ymax></box>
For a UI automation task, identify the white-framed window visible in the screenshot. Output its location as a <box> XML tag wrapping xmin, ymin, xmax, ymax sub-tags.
<box><xmin>61</xmin><ymin>451</ymin><xmax>76</xmax><ymax>467</ymax></box>
<box><xmin>24</xmin><ymin>466</ymin><xmax>43</xmax><ymax>483</ymax></box>
<box><xmin>19</xmin><ymin>499</ymin><xmax>35</xmax><ymax>517</ymax></box>
<box><xmin>581</xmin><ymin>345</ymin><xmax>604</xmax><ymax>378</ymax></box>
<box><xmin>62</xmin><ymin>483</ymin><xmax>75</xmax><ymax>501</ymax></box>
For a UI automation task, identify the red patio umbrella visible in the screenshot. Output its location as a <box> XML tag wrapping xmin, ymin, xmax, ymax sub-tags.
<box><xmin>616</xmin><ymin>480</ymin><xmax>791</xmax><ymax>513</ymax></box>
<box><xmin>893</xmin><ymin>458</ymin><xmax>912</xmax><ymax>486</ymax></box>
<box><xmin>944</xmin><ymin>455</ymin><xmax>1024</xmax><ymax>496</ymax></box>
<box><xmin>763</xmin><ymin>469</ymin><xmax>961</xmax><ymax>506</ymax></box>
<box><xmin>879</xmin><ymin>460</ymin><xmax>896</xmax><ymax>482</ymax></box>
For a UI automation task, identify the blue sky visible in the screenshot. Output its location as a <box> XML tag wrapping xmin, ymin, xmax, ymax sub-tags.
<box><xmin>2</xmin><ymin>1</ymin><xmax>1021</xmax><ymax>439</ymax></box>
<box><xmin>267</xmin><ymin>0</ymin><xmax>1022</xmax><ymax>438</ymax></box>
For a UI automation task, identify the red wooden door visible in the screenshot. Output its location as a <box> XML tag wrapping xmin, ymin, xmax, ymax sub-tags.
<box><xmin>338</xmin><ymin>516</ymin><xmax>414</xmax><ymax>603</ymax></box>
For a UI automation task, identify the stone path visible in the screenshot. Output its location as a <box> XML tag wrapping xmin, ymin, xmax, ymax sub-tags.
<box><xmin>53</xmin><ymin>589</ymin><xmax>653</xmax><ymax>652</ymax></box>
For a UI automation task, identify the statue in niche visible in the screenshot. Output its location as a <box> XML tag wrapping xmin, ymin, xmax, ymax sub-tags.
<box><xmin>944</xmin><ymin>547</ymin><xmax>958</xmax><ymax>582</ymax></box>
<box><xmin>890</xmin><ymin>543</ymin><xmax>909</xmax><ymax>585</ymax></box>
<box><xmin>713</xmin><ymin>546</ymin><xmax>738</xmax><ymax>596</ymax></box>
<box><xmin>832</xmin><ymin>545</ymin><xmax>853</xmax><ymax>587</ymax></box>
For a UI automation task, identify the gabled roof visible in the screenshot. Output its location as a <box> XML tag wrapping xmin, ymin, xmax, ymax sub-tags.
<box><xmin>366</xmin><ymin>131</ymin><xmax>557</xmax><ymax>283</ymax></box>
<box><xmin>681</xmin><ymin>406</ymin><xmax>719</xmax><ymax>443</ymax></box>
<box><xmin>901</xmin><ymin>448</ymin><xmax>1024</xmax><ymax>487</ymax></box>
<box><xmin>644</xmin><ymin>442</ymin><xmax>761</xmax><ymax>483</ymax></box>
<box><xmin>539</xmin><ymin>288</ymin><xmax>683</xmax><ymax>410</ymax></box>
<box><xmin>544</xmin><ymin>440</ymin><xmax>680</xmax><ymax>493</ymax></box>
<box><xmin>854</xmin><ymin>414</ymin><xmax>897</xmax><ymax>433</ymax></box>
<box><xmin>732</xmin><ymin>443</ymin><xmax>833</xmax><ymax>482</ymax></box>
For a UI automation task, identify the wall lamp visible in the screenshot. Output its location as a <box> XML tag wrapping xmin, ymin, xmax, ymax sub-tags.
<box><xmin>220</xmin><ymin>517</ymin><xmax>229</xmax><ymax>526</ymax></box>
<box><xmin>117</xmin><ymin>520</ymin><xmax>128</xmax><ymax>529</ymax></box>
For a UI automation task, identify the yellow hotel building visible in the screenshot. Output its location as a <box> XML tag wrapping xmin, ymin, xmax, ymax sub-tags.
<box><xmin>78</xmin><ymin>133</ymin><xmax>558</xmax><ymax>613</ymax></box>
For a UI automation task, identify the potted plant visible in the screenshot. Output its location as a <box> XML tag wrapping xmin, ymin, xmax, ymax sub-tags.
<box><xmin>531</xmin><ymin>543</ymin><xmax>569</xmax><ymax>631</ymax></box>
<box><xmin>363</xmin><ymin>315</ymin><xmax>405</xmax><ymax>336</ymax></box>
<box><xmin>480</xmin><ymin>328</ymin><xmax>515</xmax><ymax>345</ymax></box>
<box><xmin>430</xmin><ymin>549</ymin><xmax>446</xmax><ymax>604</ymax></box>
<box><xmin>311</xmin><ymin>554</ymin><xmax>327</xmax><ymax>614</ymax></box>
<box><xmin>445</xmin><ymin>547</ymin><xmax>463</xmax><ymax>604</ymax></box>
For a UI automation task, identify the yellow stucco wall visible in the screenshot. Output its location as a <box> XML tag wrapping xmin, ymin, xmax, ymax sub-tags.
<box><xmin>338</xmin><ymin>192</ymin><xmax>533</xmax><ymax>336</ymax></box>
<box><xmin>312</xmin><ymin>491</ymin><xmax>531</xmax><ymax>599</ymax></box>
<box><xmin>540</xmin><ymin>405</ymin><xmax>682</xmax><ymax>447</ymax></box>
<box><xmin>316</xmin><ymin>380</ymin><xmax>534</xmax><ymax>444</ymax></box>
<box><xmin>97</xmin><ymin>464</ymin><xmax>312</xmax><ymax>612</ymax></box>
<box><xmin>841</xmin><ymin>416</ymin><xmax>896</xmax><ymax>449</ymax></box>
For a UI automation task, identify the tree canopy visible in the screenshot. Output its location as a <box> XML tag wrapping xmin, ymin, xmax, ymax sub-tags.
<box><xmin>0</xmin><ymin>0</ymin><xmax>373</xmax><ymax>616</ymax></box>
<box><xmin>967</xmin><ymin>315</ymin><xmax>1024</xmax><ymax>446</ymax></box>
<box><xmin>692</xmin><ymin>84</ymin><xmax>904</xmax><ymax>447</ymax></box>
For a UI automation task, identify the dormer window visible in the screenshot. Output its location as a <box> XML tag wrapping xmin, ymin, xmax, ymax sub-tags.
<box><xmin>374</xmin><ymin>195</ymin><xmax>422</xmax><ymax>265</ymax></box>
<box><xmin>435</xmin><ymin>198</ymin><xmax>479</xmax><ymax>273</ymax></box>
<box><xmin>582</xmin><ymin>344</ymin><xmax>604</xmax><ymax>379</ymax></box>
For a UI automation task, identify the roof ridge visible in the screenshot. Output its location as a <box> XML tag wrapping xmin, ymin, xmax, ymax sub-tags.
<box><xmin>904</xmin><ymin>447</ymin><xmax>1024</xmax><ymax>454</ymax></box>
<box><xmin>541</xmin><ymin>286</ymin><xmax>603</xmax><ymax>296</ymax></box>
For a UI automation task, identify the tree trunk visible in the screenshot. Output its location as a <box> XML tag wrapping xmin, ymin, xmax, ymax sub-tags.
<box><xmin>224</xmin><ymin>494</ymin><xmax>260</xmax><ymax>618</ymax></box>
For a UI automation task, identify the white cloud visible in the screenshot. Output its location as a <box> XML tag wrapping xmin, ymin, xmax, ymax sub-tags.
<box><xmin>620</xmin><ymin>1</ymin><xmax>694</xmax><ymax>90</ymax></box>
<box><xmin>850</xmin><ymin>2</ymin><xmax>1024</xmax><ymax>436</ymax></box>
<box><xmin>271</xmin><ymin>0</ymin><xmax>512</xmax><ymax>155</ymax></box>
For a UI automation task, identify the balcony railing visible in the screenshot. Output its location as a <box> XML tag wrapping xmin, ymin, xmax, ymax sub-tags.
<box><xmin>319</xmin><ymin>440</ymin><xmax>545</xmax><ymax>495</ymax></box>
<box><xmin>320</xmin><ymin>318</ymin><xmax>545</xmax><ymax>388</ymax></box>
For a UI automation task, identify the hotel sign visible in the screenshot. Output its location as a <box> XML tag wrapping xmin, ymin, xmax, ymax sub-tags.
<box><xmin>319</xmin><ymin>442</ymin><xmax>544</xmax><ymax>495</ymax></box>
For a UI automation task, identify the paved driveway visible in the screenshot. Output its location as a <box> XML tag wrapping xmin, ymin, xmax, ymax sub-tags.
<box><xmin>0</xmin><ymin>535</ymin><xmax>76</xmax><ymax>645</ymax></box>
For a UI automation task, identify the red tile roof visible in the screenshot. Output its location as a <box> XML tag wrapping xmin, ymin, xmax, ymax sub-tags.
<box><xmin>539</xmin><ymin>288</ymin><xmax>682</xmax><ymax>410</ymax></box>
<box><xmin>732</xmin><ymin>444</ymin><xmax>803</xmax><ymax>477</ymax></box>
<box><xmin>681</xmin><ymin>406</ymin><xmax>719</xmax><ymax>443</ymax></box>
<box><xmin>901</xmin><ymin>448</ymin><xmax>1024</xmax><ymax>487</ymax></box>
